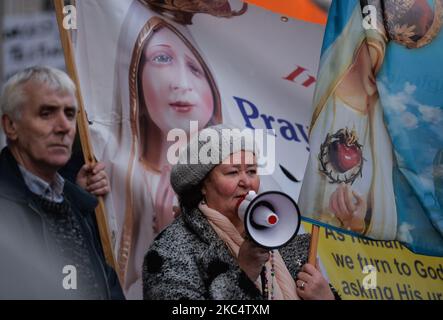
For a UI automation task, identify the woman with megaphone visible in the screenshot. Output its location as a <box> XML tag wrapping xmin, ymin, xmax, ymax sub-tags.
<box><xmin>142</xmin><ymin>124</ymin><xmax>339</xmax><ymax>300</ymax></box>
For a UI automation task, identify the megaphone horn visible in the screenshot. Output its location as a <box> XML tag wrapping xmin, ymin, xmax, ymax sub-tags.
<box><xmin>249</xmin><ymin>201</ymin><xmax>279</xmax><ymax>229</ymax></box>
<box><xmin>236</xmin><ymin>190</ymin><xmax>301</xmax><ymax>249</ymax></box>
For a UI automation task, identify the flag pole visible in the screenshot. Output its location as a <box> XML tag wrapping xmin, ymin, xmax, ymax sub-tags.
<box><xmin>308</xmin><ymin>224</ymin><xmax>320</xmax><ymax>266</ymax></box>
<box><xmin>53</xmin><ymin>0</ymin><xmax>117</xmax><ymax>272</ymax></box>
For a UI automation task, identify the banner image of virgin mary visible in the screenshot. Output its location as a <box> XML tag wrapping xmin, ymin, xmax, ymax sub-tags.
<box><xmin>300</xmin><ymin>0</ymin><xmax>443</xmax><ymax>257</ymax></box>
<box><xmin>97</xmin><ymin>1</ymin><xmax>224</xmax><ymax>298</ymax></box>
<box><xmin>299</xmin><ymin>3</ymin><xmax>398</xmax><ymax>239</ymax></box>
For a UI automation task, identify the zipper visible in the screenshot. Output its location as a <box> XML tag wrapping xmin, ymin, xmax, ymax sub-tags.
<box><xmin>29</xmin><ymin>197</ymin><xmax>112</xmax><ymax>299</ymax></box>
<box><xmin>74</xmin><ymin>203</ymin><xmax>112</xmax><ymax>300</ymax></box>
<box><xmin>28</xmin><ymin>200</ymin><xmax>53</xmax><ymax>260</ymax></box>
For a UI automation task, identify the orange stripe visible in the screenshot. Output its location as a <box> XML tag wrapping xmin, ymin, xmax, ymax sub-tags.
<box><xmin>244</xmin><ymin>0</ymin><xmax>327</xmax><ymax>25</ymax></box>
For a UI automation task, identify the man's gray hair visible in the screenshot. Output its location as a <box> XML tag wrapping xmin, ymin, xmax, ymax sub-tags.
<box><xmin>0</xmin><ymin>66</ymin><xmax>77</xmax><ymax>121</ymax></box>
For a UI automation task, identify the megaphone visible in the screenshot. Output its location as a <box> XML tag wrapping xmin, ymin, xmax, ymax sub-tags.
<box><xmin>236</xmin><ymin>190</ymin><xmax>301</xmax><ymax>249</ymax></box>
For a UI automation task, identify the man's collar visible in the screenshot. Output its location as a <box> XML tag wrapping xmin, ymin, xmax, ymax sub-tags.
<box><xmin>18</xmin><ymin>165</ymin><xmax>65</xmax><ymax>203</ymax></box>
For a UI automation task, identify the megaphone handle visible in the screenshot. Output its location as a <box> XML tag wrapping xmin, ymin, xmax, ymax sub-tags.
<box><xmin>308</xmin><ymin>225</ymin><xmax>320</xmax><ymax>266</ymax></box>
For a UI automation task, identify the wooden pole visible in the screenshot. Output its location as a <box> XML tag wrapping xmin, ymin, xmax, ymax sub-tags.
<box><xmin>53</xmin><ymin>0</ymin><xmax>117</xmax><ymax>271</ymax></box>
<box><xmin>0</xmin><ymin>0</ymin><xmax>3</xmax><ymax>84</ymax></box>
<box><xmin>308</xmin><ymin>224</ymin><xmax>320</xmax><ymax>266</ymax></box>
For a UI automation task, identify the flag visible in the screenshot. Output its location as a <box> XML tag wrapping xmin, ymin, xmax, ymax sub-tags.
<box><xmin>299</xmin><ymin>0</ymin><xmax>443</xmax><ymax>257</ymax></box>
<box><xmin>245</xmin><ymin>0</ymin><xmax>329</xmax><ymax>24</ymax></box>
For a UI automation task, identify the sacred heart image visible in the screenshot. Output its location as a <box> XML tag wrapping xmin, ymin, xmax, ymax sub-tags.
<box><xmin>318</xmin><ymin>128</ymin><xmax>364</xmax><ymax>184</ymax></box>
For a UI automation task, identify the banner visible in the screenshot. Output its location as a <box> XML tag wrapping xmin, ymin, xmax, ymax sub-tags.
<box><xmin>1</xmin><ymin>12</ymin><xmax>66</xmax><ymax>151</ymax></box>
<box><xmin>299</xmin><ymin>0</ymin><xmax>443</xmax><ymax>257</ymax></box>
<box><xmin>74</xmin><ymin>0</ymin><xmax>325</xmax><ymax>299</ymax></box>
<box><xmin>246</xmin><ymin>0</ymin><xmax>329</xmax><ymax>24</ymax></box>
<box><xmin>312</xmin><ymin>222</ymin><xmax>443</xmax><ymax>300</ymax></box>
<box><xmin>2</xmin><ymin>12</ymin><xmax>65</xmax><ymax>83</ymax></box>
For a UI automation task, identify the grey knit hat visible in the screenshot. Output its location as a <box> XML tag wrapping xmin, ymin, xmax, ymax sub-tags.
<box><xmin>170</xmin><ymin>124</ymin><xmax>258</xmax><ymax>197</ymax></box>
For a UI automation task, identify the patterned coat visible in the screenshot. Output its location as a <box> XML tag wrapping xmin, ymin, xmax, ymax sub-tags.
<box><xmin>142</xmin><ymin>206</ymin><xmax>312</xmax><ymax>300</ymax></box>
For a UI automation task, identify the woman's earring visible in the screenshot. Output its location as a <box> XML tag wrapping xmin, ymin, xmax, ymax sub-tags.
<box><xmin>201</xmin><ymin>193</ymin><xmax>207</xmax><ymax>205</ymax></box>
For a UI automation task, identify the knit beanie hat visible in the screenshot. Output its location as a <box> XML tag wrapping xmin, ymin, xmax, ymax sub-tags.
<box><xmin>170</xmin><ymin>124</ymin><xmax>258</xmax><ymax>198</ymax></box>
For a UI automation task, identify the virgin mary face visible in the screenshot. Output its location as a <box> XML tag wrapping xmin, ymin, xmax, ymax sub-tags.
<box><xmin>140</xmin><ymin>27</ymin><xmax>215</xmax><ymax>134</ymax></box>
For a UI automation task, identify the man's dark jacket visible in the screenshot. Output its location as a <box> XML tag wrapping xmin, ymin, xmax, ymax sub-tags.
<box><xmin>0</xmin><ymin>147</ymin><xmax>124</xmax><ymax>299</ymax></box>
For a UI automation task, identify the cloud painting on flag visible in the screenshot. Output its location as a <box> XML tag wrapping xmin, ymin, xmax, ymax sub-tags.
<box><xmin>299</xmin><ymin>0</ymin><xmax>443</xmax><ymax>257</ymax></box>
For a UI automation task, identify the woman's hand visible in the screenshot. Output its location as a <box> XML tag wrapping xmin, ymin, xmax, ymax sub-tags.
<box><xmin>238</xmin><ymin>239</ymin><xmax>270</xmax><ymax>282</ymax></box>
<box><xmin>295</xmin><ymin>263</ymin><xmax>335</xmax><ymax>300</ymax></box>
<box><xmin>329</xmin><ymin>183</ymin><xmax>366</xmax><ymax>233</ymax></box>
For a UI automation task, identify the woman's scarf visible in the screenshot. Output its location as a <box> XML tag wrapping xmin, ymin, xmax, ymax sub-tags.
<box><xmin>199</xmin><ymin>203</ymin><xmax>300</xmax><ymax>300</ymax></box>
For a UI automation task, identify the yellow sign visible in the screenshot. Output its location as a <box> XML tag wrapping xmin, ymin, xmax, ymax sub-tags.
<box><xmin>305</xmin><ymin>223</ymin><xmax>443</xmax><ymax>300</ymax></box>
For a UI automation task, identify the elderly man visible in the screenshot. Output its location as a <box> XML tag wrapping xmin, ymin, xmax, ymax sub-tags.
<box><xmin>0</xmin><ymin>66</ymin><xmax>123</xmax><ymax>299</ymax></box>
